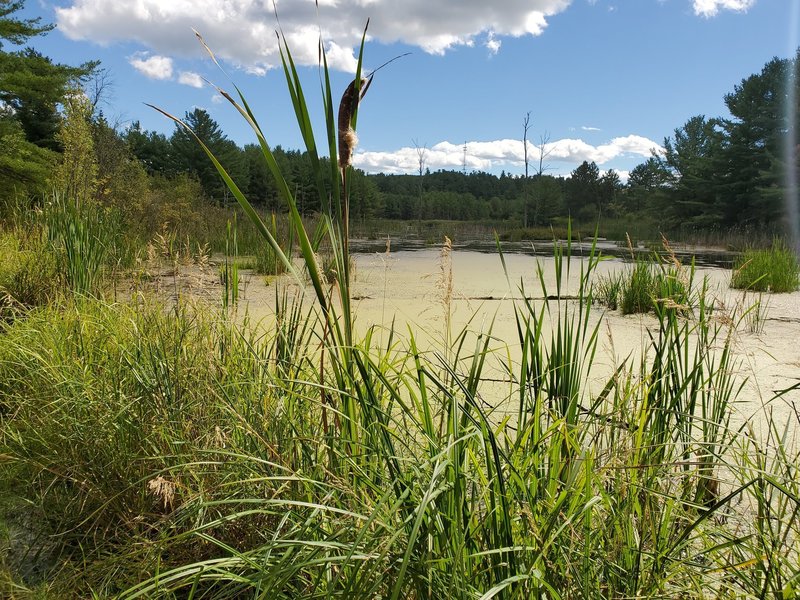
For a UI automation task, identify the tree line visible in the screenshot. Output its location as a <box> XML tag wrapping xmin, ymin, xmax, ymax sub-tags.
<box><xmin>2</xmin><ymin>0</ymin><xmax>798</xmax><ymax>239</ymax></box>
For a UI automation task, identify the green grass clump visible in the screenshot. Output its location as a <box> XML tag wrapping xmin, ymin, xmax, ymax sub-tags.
<box><xmin>595</xmin><ymin>253</ymin><xmax>694</xmax><ymax>316</ymax></box>
<box><xmin>0</xmin><ymin>230</ymin><xmax>60</xmax><ymax>320</ymax></box>
<box><xmin>731</xmin><ymin>238</ymin><xmax>800</xmax><ymax>292</ymax></box>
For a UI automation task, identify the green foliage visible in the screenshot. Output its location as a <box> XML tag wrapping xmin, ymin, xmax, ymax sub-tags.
<box><xmin>0</xmin><ymin>240</ymin><xmax>796</xmax><ymax>597</ymax></box>
<box><xmin>52</xmin><ymin>91</ymin><xmax>98</xmax><ymax>202</ymax></box>
<box><xmin>595</xmin><ymin>252</ymin><xmax>694</xmax><ymax>315</ymax></box>
<box><xmin>565</xmin><ymin>160</ymin><xmax>600</xmax><ymax>217</ymax></box>
<box><xmin>0</xmin><ymin>117</ymin><xmax>56</xmax><ymax>210</ymax></box>
<box><xmin>42</xmin><ymin>193</ymin><xmax>119</xmax><ymax>296</ymax></box>
<box><xmin>169</xmin><ymin>108</ymin><xmax>246</xmax><ymax>202</ymax></box>
<box><xmin>0</xmin><ymin>1</ymin><xmax>53</xmax><ymax>47</ymax></box>
<box><xmin>0</xmin><ymin>228</ymin><xmax>58</xmax><ymax>318</ymax></box>
<box><xmin>731</xmin><ymin>238</ymin><xmax>800</xmax><ymax>292</ymax></box>
<box><xmin>123</xmin><ymin>120</ymin><xmax>173</xmax><ymax>175</ymax></box>
<box><xmin>0</xmin><ymin>1</ymin><xmax>97</xmax><ymax>208</ymax></box>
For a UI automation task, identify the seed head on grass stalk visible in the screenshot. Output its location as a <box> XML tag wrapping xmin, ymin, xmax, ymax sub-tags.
<box><xmin>338</xmin><ymin>74</ymin><xmax>372</xmax><ymax>173</ymax></box>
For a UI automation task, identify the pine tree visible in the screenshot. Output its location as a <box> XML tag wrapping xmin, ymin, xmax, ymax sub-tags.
<box><xmin>0</xmin><ymin>0</ymin><xmax>97</xmax><ymax>208</ymax></box>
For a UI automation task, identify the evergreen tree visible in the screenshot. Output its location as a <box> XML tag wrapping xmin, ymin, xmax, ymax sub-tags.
<box><xmin>626</xmin><ymin>157</ymin><xmax>671</xmax><ymax>214</ymax></box>
<box><xmin>564</xmin><ymin>161</ymin><xmax>600</xmax><ymax>218</ymax></box>
<box><xmin>0</xmin><ymin>0</ymin><xmax>97</xmax><ymax>208</ymax></box>
<box><xmin>0</xmin><ymin>1</ymin><xmax>97</xmax><ymax>150</ymax></box>
<box><xmin>719</xmin><ymin>54</ymin><xmax>796</xmax><ymax>227</ymax></box>
<box><xmin>169</xmin><ymin>108</ymin><xmax>245</xmax><ymax>202</ymax></box>
<box><xmin>124</xmin><ymin>121</ymin><xmax>173</xmax><ymax>176</ymax></box>
<box><xmin>660</xmin><ymin>115</ymin><xmax>724</xmax><ymax>228</ymax></box>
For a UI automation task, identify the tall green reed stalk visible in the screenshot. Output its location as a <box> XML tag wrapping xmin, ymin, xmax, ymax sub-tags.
<box><xmin>220</xmin><ymin>214</ymin><xmax>239</xmax><ymax>312</ymax></box>
<box><xmin>42</xmin><ymin>192</ymin><xmax>117</xmax><ymax>297</ymax></box>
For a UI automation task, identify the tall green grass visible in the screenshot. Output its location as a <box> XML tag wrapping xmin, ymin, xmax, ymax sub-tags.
<box><xmin>0</xmin><ymin>229</ymin><xmax>59</xmax><ymax>320</ymax></box>
<box><xmin>220</xmin><ymin>215</ymin><xmax>240</xmax><ymax>311</ymax></box>
<box><xmin>2</xmin><ymin>240</ymin><xmax>797</xmax><ymax>598</ymax></box>
<box><xmin>594</xmin><ymin>251</ymin><xmax>695</xmax><ymax>316</ymax></box>
<box><xmin>42</xmin><ymin>192</ymin><xmax>122</xmax><ymax>297</ymax></box>
<box><xmin>731</xmin><ymin>237</ymin><xmax>800</xmax><ymax>293</ymax></box>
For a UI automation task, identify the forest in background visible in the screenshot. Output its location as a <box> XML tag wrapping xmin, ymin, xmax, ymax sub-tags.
<box><xmin>1</xmin><ymin>0</ymin><xmax>799</xmax><ymax>246</ymax></box>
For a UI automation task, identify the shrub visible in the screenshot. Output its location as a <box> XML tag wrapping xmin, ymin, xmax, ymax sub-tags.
<box><xmin>0</xmin><ymin>229</ymin><xmax>60</xmax><ymax>320</ymax></box>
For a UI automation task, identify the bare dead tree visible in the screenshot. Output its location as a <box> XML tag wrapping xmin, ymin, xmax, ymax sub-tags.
<box><xmin>412</xmin><ymin>138</ymin><xmax>427</xmax><ymax>213</ymax></box>
<box><xmin>523</xmin><ymin>112</ymin><xmax>532</xmax><ymax>228</ymax></box>
<box><xmin>412</xmin><ymin>138</ymin><xmax>427</xmax><ymax>177</ymax></box>
<box><xmin>537</xmin><ymin>131</ymin><xmax>553</xmax><ymax>177</ymax></box>
<box><xmin>86</xmin><ymin>67</ymin><xmax>114</xmax><ymax>112</ymax></box>
<box><xmin>532</xmin><ymin>131</ymin><xmax>554</xmax><ymax>224</ymax></box>
<box><xmin>523</xmin><ymin>112</ymin><xmax>531</xmax><ymax>180</ymax></box>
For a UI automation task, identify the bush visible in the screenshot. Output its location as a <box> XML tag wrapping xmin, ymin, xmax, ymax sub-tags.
<box><xmin>731</xmin><ymin>238</ymin><xmax>800</xmax><ymax>293</ymax></box>
<box><xmin>0</xmin><ymin>230</ymin><xmax>60</xmax><ymax>320</ymax></box>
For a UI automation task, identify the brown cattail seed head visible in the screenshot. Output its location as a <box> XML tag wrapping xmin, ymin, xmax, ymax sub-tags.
<box><xmin>338</xmin><ymin>76</ymin><xmax>371</xmax><ymax>170</ymax></box>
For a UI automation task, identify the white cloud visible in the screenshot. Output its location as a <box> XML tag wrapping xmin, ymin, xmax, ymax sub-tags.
<box><xmin>581</xmin><ymin>125</ymin><xmax>601</xmax><ymax>132</ymax></box>
<box><xmin>353</xmin><ymin>135</ymin><xmax>663</xmax><ymax>174</ymax></box>
<box><xmin>56</xmin><ymin>0</ymin><xmax>573</xmax><ymax>73</ymax></box>
<box><xmin>178</xmin><ymin>71</ymin><xmax>204</xmax><ymax>88</ymax></box>
<box><xmin>692</xmin><ymin>0</ymin><xmax>755</xmax><ymax>17</ymax></box>
<box><xmin>485</xmin><ymin>33</ymin><xmax>501</xmax><ymax>55</ymax></box>
<box><xmin>129</xmin><ymin>53</ymin><xmax>173</xmax><ymax>80</ymax></box>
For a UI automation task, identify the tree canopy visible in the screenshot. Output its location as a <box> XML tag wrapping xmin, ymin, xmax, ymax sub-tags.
<box><xmin>0</xmin><ymin>0</ymin><xmax>97</xmax><ymax>207</ymax></box>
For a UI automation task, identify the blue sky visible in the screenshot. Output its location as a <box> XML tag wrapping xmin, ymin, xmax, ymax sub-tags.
<box><xmin>17</xmin><ymin>0</ymin><xmax>799</xmax><ymax>180</ymax></box>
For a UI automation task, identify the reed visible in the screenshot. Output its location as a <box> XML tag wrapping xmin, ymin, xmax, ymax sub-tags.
<box><xmin>594</xmin><ymin>251</ymin><xmax>695</xmax><ymax>316</ymax></box>
<box><xmin>220</xmin><ymin>215</ymin><xmax>240</xmax><ymax>311</ymax></box>
<box><xmin>731</xmin><ymin>237</ymin><xmax>800</xmax><ymax>293</ymax></box>
<box><xmin>41</xmin><ymin>192</ymin><xmax>119</xmax><ymax>297</ymax></box>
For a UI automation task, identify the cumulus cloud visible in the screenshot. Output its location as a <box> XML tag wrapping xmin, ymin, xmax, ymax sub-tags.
<box><xmin>178</xmin><ymin>71</ymin><xmax>204</xmax><ymax>88</ymax></box>
<box><xmin>56</xmin><ymin>0</ymin><xmax>760</xmax><ymax>74</ymax></box>
<box><xmin>129</xmin><ymin>53</ymin><xmax>173</xmax><ymax>80</ymax></box>
<box><xmin>353</xmin><ymin>135</ymin><xmax>662</xmax><ymax>174</ymax></box>
<box><xmin>485</xmin><ymin>33</ymin><xmax>501</xmax><ymax>55</ymax></box>
<box><xmin>56</xmin><ymin>0</ymin><xmax>573</xmax><ymax>73</ymax></box>
<box><xmin>692</xmin><ymin>0</ymin><xmax>756</xmax><ymax>17</ymax></box>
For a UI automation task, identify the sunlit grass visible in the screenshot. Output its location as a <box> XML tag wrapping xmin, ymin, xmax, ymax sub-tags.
<box><xmin>731</xmin><ymin>237</ymin><xmax>800</xmax><ymax>293</ymax></box>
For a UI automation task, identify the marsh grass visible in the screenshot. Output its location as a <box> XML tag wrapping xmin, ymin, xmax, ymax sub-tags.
<box><xmin>731</xmin><ymin>237</ymin><xmax>800</xmax><ymax>293</ymax></box>
<box><xmin>220</xmin><ymin>215</ymin><xmax>240</xmax><ymax>311</ymax></box>
<box><xmin>42</xmin><ymin>192</ymin><xmax>122</xmax><ymax>297</ymax></box>
<box><xmin>248</xmin><ymin>212</ymin><xmax>291</xmax><ymax>276</ymax></box>
<box><xmin>0</xmin><ymin>230</ymin><xmax>59</xmax><ymax>320</ymax></box>
<box><xmin>2</xmin><ymin>238</ymin><xmax>797</xmax><ymax>598</ymax></box>
<box><xmin>595</xmin><ymin>249</ymin><xmax>695</xmax><ymax>316</ymax></box>
<box><xmin>1</xmin><ymin>20</ymin><xmax>799</xmax><ymax>600</ymax></box>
